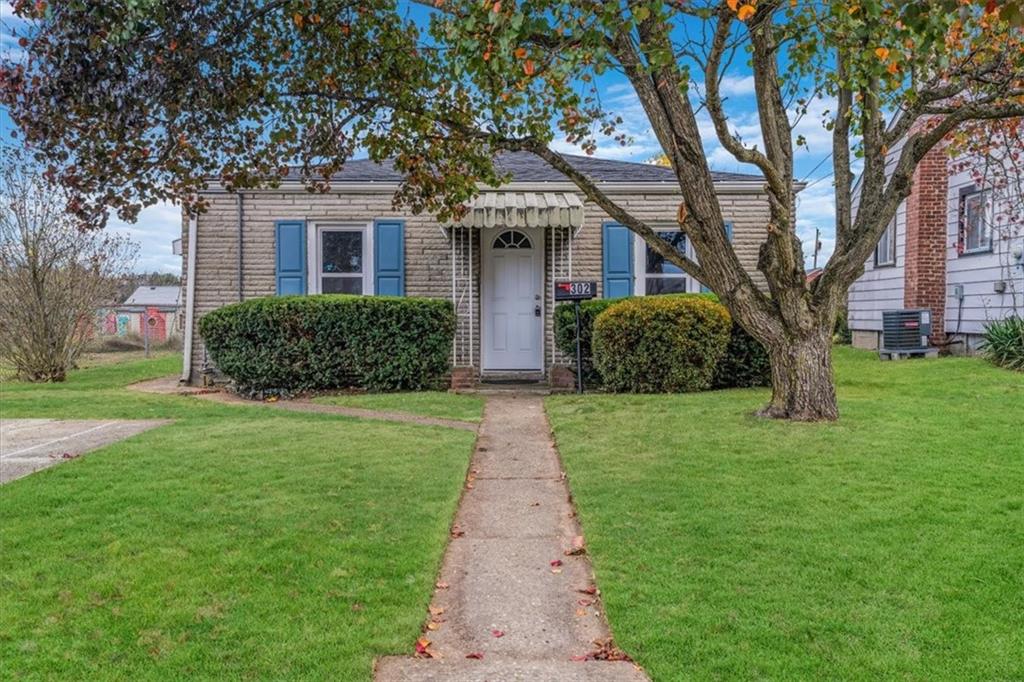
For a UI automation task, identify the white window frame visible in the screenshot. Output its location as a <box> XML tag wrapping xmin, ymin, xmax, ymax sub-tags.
<box><xmin>960</xmin><ymin>188</ymin><xmax>993</xmax><ymax>255</ymax></box>
<box><xmin>632</xmin><ymin>227</ymin><xmax>699</xmax><ymax>296</ymax></box>
<box><xmin>874</xmin><ymin>218</ymin><xmax>897</xmax><ymax>267</ymax></box>
<box><xmin>306</xmin><ymin>221</ymin><xmax>374</xmax><ymax>295</ymax></box>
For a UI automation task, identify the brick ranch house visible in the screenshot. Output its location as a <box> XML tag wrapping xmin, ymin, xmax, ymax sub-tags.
<box><xmin>848</xmin><ymin>142</ymin><xmax>1024</xmax><ymax>353</ymax></box>
<box><xmin>179</xmin><ymin>152</ymin><xmax>778</xmax><ymax>387</ymax></box>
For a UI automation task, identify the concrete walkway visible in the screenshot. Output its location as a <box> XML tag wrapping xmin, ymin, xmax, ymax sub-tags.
<box><xmin>1</xmin><ymin>418</ymin><xmax>170</xmax><ymax>484</ymax></box>
<box><xmin>376</xmin><ymin>395</ymin><xmax>648</xmax><ymax>682</ymax></box>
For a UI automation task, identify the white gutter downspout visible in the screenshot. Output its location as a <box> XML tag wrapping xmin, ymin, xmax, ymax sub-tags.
<box><xmin>180</xmin><ymin>213</ymin><xmax>198</xmax><ymax>383</ymax></box>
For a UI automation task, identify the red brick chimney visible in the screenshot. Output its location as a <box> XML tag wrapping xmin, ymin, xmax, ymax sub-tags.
<box><xmin>903</xmin><ymin>143</ymin><xmax>949</xmax><ymax>345</ymax></box>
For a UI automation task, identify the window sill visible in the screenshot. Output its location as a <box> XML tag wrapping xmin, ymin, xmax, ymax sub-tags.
<box><xmin>959</xmin><ymin>246</ymin><xmax>994</xmax><ymax>257</ymax></box>
<box><xmin>873</xmin><ymin>261</ymin><xmax>897</xmax><ymax>269</ymax></box>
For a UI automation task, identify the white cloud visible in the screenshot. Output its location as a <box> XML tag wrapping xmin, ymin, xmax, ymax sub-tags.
<box><xmin>107</xmin><ymin>201</ymin><xmax>183</xmax><ymax>274</ymax></box>
<box><xmin>795</xmin><ymin>180</ymin><xmax>837</xmax><ymax>266</ymax></box>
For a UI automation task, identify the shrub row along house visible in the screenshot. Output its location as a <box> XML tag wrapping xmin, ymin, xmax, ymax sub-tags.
<box><xmin>848</xmin><ymin>143</ymin><xmax>1024</xmax><ymax>353</ymax></box>
<box><xmin>179</xmin><ymin>153</ymin><xmax>774</xmax><ymax>387</ymax></box>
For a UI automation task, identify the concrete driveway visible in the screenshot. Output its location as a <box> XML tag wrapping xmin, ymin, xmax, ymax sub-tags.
<box><xmin>0</xmin><ymin>418</ymin><xmax>169</xmax><ymax>484</ymax></box>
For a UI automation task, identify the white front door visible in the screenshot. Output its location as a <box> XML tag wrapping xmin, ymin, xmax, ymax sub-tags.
<box><xmin>483</xmin><ymin>228</ymin><xmax>543</xmax><ymax>371</ymax></box>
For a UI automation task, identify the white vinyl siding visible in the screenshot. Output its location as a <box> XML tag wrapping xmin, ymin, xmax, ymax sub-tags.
<box><xmin>945</xmin><ymin>168</ymin><xmax>1024</xmax><ymax>336</ymax></box>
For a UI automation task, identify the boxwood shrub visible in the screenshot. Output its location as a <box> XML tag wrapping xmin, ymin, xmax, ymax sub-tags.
<box><xmin>556</xmin><ymin>293</ymin><xmax>771</xmax><ymax>390</ymax></box>
<box><xmin>593</xmin><ymin>295</ymin><xmax>731</xmax><ymax>393</ymax></box>
<box><xmin>198</xmin><ymin>295</ymin><xmax>455</xmax><ymax>394</ymax></box>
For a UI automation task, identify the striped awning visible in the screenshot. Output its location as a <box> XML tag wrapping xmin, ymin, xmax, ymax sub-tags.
<box><xmin>454</xmin><ymin>191</ymin><xmax>584</xmax><ymax>229</ymax></box>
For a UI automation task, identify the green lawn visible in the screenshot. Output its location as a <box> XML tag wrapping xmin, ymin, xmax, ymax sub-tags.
<box><xmin>546</xmin><ymin>346</ymin><xmax>1024</xmax><ymax>681</ymax></box>
<box><xmin>1</xmin><ymin>356</ymin><xmax>476</xmax><ymax>679</ymax></box>
<box><xmin>313</xmin><ymin>391</ymin><xmax>486</xmax><ymax>423</ymax></box>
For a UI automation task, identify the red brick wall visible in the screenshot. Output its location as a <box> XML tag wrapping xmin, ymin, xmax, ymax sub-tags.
<box><xmin>904</xmin><ymin>143</ymin><xmax>948</xmax><ymax>345</ymax></box>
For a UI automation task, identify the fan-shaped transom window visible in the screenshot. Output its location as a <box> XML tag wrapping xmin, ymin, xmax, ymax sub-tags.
<box><xmin>492</xmin><ymin>230</ymin><xmax>532</xmax><ymax>249</ymax></box>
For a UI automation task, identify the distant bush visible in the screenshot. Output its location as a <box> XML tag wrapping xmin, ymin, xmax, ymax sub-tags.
<box><xmin>554</xmin><ymin>297</ymin><xmax>626</xmax><ymax>385</ymax></box>
<box><xmin>834</xmin><ymin>307</ymin><xmax>853</xmax><ymax>345</ymax></box>
<box><xmin>592</xmin><ymin>295</ymin><xmax>731</xmax><ymax>393</ymax></box>
<box><xmin>199</xmin><ymin>295</ymin><xmax>455</xmax><ymax>395</ymax></box>
<box><xmin>980</xmin><ymin>316</ymin><xmax>1024</xmax><ymax>371</ymax></box>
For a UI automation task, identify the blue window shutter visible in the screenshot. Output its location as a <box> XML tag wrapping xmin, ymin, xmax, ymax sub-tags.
<box><xmin>374</xmin><ymin>219</ymin><xmax>405</xmax><ymax>296</ymax></box>
<box><xmin>602</xmin><ymin>222</ymin><xmax>634</xmax><ymax>298</ymax></box>
<box><xmin>701</xmin><ymin>222</ymin><xmax>733</xmax><ymax>293</ymax></box>
<box><xmin>275</xmin><ymin>221</ymin><xmax>307</xmax><ymax>295</ymax></box>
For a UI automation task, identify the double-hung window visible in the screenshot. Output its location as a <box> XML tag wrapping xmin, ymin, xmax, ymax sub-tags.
<box><xmin>960</xmin><ymin>189</ymin><xmax>992</xmax><ymax>254</ymax></box>
<box><xmin>874</xmin><ymin>218</ymin><xmax>896</xmax><ymax>267</ymax></box>
<box><xmin>643</xmin><ymin>231</ymin><xmax>688</xmax><ymax>295</ymax></box>
<box><xmin>317</xmin><ymin>225</ymin><xmax>369</xmax><ymax>294</ymax></box>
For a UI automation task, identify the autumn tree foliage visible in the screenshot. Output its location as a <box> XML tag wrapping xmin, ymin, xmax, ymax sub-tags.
<box><xmin>2</xmin><ymin>0</ymin><xmax>1023</xmax><ymax>418</ymax></box>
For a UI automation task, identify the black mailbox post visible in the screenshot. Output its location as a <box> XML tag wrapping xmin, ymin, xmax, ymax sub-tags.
<box><xmin>554</xmin><ymin>281</ymin><xmax>597</xmax><ymax>394</ymax></box>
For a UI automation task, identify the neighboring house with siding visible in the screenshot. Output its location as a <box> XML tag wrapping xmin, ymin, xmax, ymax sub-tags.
<box><xmin>179</xmin><ymin>152</ymin><xmax>776</xmax><ymax>387</ymax></box>
<box><xmin>848</xmin><ymin>142</ymin><xmax>1024</xmax><ymax>353</ymax></box>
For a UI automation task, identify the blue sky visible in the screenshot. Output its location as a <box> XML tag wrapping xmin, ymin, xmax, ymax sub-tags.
<box><xmin>1</xmin><ymin>2</ymin><xmax>839</xmax><ymax>274</ymax></box>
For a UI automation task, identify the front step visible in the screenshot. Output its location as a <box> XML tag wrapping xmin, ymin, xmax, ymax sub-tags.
<box><xmin>375</xmin><ymin>657</ymin><xmax>647</xmax><ymax>682</ymax></box>
<box><xmin>479</xmin><ymin>371</ymin><xmax>547</xmax><ymax>384</ymax></box>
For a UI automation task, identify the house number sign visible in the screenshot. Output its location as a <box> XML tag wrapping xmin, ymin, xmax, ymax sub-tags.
<box><xmin>554</xmin><ymin>281</ymin><xmax>597</xmax><ymax>301</ymax></box>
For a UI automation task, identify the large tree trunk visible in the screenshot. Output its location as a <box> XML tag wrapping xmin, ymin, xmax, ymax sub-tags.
<box><xmin>760</xmin><ymin>329</ymin><xmax>838</xmax><ymax>422</ymax></box>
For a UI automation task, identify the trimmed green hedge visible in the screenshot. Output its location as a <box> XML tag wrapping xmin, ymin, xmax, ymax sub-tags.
<box><xmin>556</xmin><ymin>294</ymin><xmax>771</xmax><ymax>390</ymax></box>
<box><xmin>593</xmin><ymin>295</ymin><xmax>732</xmax><ymax>393</ymax></box>
<box><xmin>199</xmin><ymin>295</ymin><xmax>455</xmax><ymax>394</ymax></box>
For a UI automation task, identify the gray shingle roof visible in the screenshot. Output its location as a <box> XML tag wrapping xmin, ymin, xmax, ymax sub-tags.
<box><xmin>123</xmin><ymin>286</ymin><xmax>181</xmax><ymax>308</ymax></box>
<box><xmin>285</xmin><ymin>151</ymin><xmax>760</xmax><ymax>184</ymax></box>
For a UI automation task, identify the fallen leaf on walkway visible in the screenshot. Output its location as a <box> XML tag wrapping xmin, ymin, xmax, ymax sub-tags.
<box><xmin>426</xmin><ymin>622</ymin><xmax>440</xmax><ymax>630</ymax></box>
<box><xmin>575</xmin><ymin>608</ymin><xmax>587</xmax><ymax>617</ymax></box>
<box><xmin>578</xmin><ymin>585</ymin><xmax>598</xmax><ymax>595</ymax></box>
<box><xmin>414</xmin><ymin>637</ymin><xmax>436</xmax><ymax>658</ymax></box>
<box><xmin>466</xmin><ymin>652</ymin><xmax>484</xmax><ymax>659</ymax></box>
<box><xmin>435</xmin><ymin>581</ymin><xmax>449</xmax><ymax>590</ymax></box>
<box><xmin>575</xmin><ymin>638</ymin><xmax>632</xmax><ymax>662</ymax></box>
<box><xmin>529</xmin><ymin>501</ymin><xmax>540</xmax><ymax>507</ymax></box>
<box><xmin>550</xmin><ymin>559</ymin><xmax>563</xmax><ymax>567</ymax></box>
<box><xmin>429</xmin><ymin>605</ymin><xmax>445</xmax><ymax>616</ymax></box>
<box><xmin>577</xmin><ymin>598</ymin><xmax>594</xmax><ymax>606</ymax></box>
<box><xmin>491</xmin><ymin>629</ymin><xmax>505</xmax><ymax>638</ymax></box>
<box><xmin>565</xmin><ymin>535</ymin><xmax>586</xmax><ymax>556</ymax></box>
<box><xmin>451</xmin><ymin>525</ymin><xmax>465</xmax><ymax>538</ymax></box>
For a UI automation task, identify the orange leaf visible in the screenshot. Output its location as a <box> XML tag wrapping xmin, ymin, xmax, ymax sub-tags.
<box><xmin>523</xmin><ymin>59</ymin><xmax>535</xmax><ymax>76</ymax></box>
<box><xmin>293</xmin><ymin>12</ymin><xmax>304</xmax><ymax>28</ymax></box>
<box><xmin>874</xmin><ymin>47</ymin><xmax>890</xmax><ymax>60</ymax></box>
<box><xmin>737</xmin><ymin>4</ymin><xmax>756</xmax><ymax>20</ymax></box>
<box><xmin>727</xmin><ymin>0</ymin><xmax>740</xmax><ymax>10</ymax></box>
<box><xmin>515</xmin><ymin>47</ymin><xmax>527</xmax><ymax>59</ymax></box>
